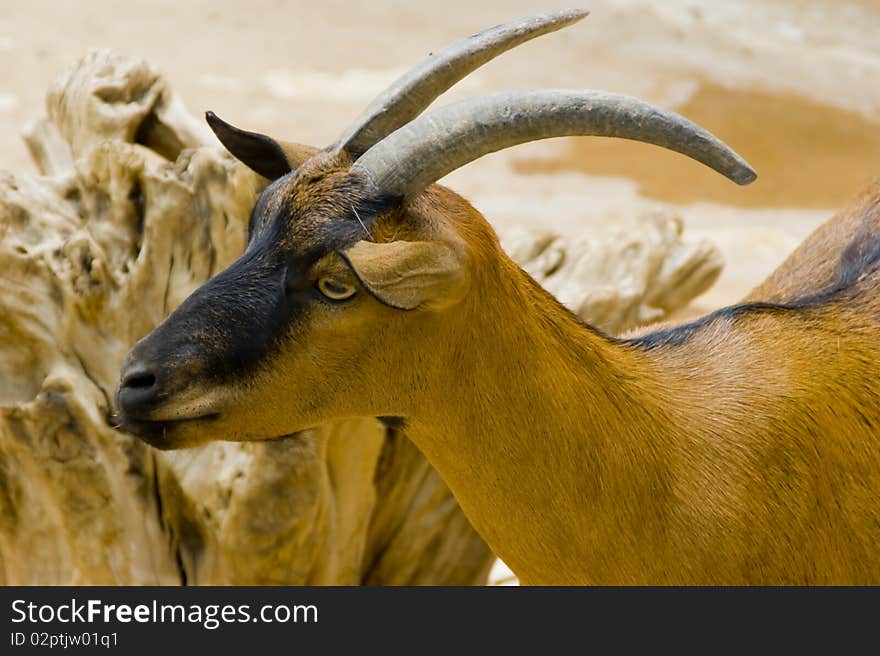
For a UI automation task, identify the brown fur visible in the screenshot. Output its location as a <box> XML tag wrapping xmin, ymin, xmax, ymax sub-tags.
<box><xmin>118</xmin><ymin>151</ymin><xmax>880</xmax><ymax>584</ymax></box>
<box><xmin>349</xmin><ymin>183</ymin><xmax>880</xmax><ymax>584</ymax></box>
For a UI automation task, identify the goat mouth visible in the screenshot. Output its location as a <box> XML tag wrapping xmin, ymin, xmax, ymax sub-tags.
<box><xmin>110</xmin><ymin>411</ymin><xmax>221</xmax><ymax>449</ymax></box>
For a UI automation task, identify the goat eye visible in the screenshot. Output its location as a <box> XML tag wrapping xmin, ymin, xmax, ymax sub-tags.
<box><xmin>316</xmin><ymin>277</ymin><xmax>357</xmax><ymax>301</ymax></box>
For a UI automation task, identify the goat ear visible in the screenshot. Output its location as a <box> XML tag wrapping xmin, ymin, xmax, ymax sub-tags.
<box><xmin>341</xmin><ymin>240</ymin><xmax>469</xmax><ymax>311</ymax></box>
<box><xmin>205</xmin><ymin>111</ymin><xmax>316</xmax><ymax>180</ymax></box>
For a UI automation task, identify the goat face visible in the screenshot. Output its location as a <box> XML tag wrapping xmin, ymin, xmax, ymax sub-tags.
<box><xmin>113</xmin><ymin>11</ymin><xmax>755</xmax><ymax>449</ymax></box>
<box><xmin>114</xmin><ymin>148</ymin><xmax>473</xmax><ymax>449</ymax></box>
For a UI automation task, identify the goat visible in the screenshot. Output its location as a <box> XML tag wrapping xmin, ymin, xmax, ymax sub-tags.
<box><xmin>114</xmin><ymin>10</ymin><xmax>880</xmax><ymax>584</ymax></box>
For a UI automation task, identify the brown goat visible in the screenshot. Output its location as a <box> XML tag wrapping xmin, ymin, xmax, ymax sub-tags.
<box><xmin>114</xmin><ymin>11</ymin><xmax>880</xmax><ymax>584</ymax></box>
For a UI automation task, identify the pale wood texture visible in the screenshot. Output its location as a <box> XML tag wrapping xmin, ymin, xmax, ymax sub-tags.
<box><xmin>0</xmin><ymin>50</ymin><xmax>721</xmax><ymax>584</ymax></box>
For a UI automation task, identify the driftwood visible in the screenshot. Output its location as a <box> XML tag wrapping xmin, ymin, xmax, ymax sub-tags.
<box><xmin>0</xmin><ymin>50</ymin><xmax>721</xmax><ymax>584</ymax></box>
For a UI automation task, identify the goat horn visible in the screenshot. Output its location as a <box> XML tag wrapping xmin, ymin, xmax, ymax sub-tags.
<box><xmin>334</xmin><ymin>9</ymin><xmax>588</xmax><ymax>156</ymax></box>
<box><xmin>352</xmin><ymin>89</ymin><xmax>757</xmax><ymax>199</ymax></box>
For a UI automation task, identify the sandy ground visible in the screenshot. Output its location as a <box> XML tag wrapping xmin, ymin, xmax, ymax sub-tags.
<box><xmin>1</xmin><ymin>0</ymin><xmax>879</xmax><ymax>583</ymax></box>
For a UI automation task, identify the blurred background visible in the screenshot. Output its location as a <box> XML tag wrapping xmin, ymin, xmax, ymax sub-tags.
<box><xmin>1</xmin><ymin>0</ymin><xmax>879</xmax><ymax>586</ymax></box>
<box><xmin>2</xmin><ymin>0</ymin><xmax>879</xmax><ymax>314</ymax></box>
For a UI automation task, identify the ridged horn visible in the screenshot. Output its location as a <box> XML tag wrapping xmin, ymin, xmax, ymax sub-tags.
<box><xmin>334</xmin><ymin>9</ymin><xmax>588</xmax><ymax>155</ymax></box>
<box><xmin>352</xmin><ymin>89</ymin><xmax>757</xmax><ymax>199</ymax></box>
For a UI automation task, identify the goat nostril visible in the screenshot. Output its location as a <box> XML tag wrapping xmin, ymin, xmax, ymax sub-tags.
<box><xmin>117</xmin><ymin>364</ymin><xmax>162</xmax><ymax>418</ymax></box>
<box><xmin>122</xmin><ymin>370</ymin><xmax>157</xmax><ymax>390</ymax></box>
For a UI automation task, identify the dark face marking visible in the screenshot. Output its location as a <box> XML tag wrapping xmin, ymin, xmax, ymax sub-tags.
<box><xmin>152</xmin><ymin>229</ymin><xmax>295</xmax><ymax>381</ymax></box>
<box><xmin>178</xmin><ymin>164</ymin><xmax>392</xmax><ymax>373</ymax></box>
<box><xmin>246</xmin><ymin>176</ymin><xmax>282</xmax><ymax>241</ymax></box>
<box><xmin>115</xmin><ymin>158</ymin><xmax>397</xmax><ymax>433</ymax></box>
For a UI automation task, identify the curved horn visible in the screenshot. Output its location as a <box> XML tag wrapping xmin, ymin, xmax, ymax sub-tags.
<box><xmin>334</xmin><ymin>9</ymin><xmax>588</xmax><ymax>155</ymax></box>
<box><xmin>352</xmin><ymin>89</ymin><xmax>757</xmax><ymax>199</ymax></box>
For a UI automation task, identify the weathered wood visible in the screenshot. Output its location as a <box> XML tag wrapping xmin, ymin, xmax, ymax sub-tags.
<box><xmin>0</xmin><ymin>50</ymin><xmax>722</xmax><ymax>584</ymax></box>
